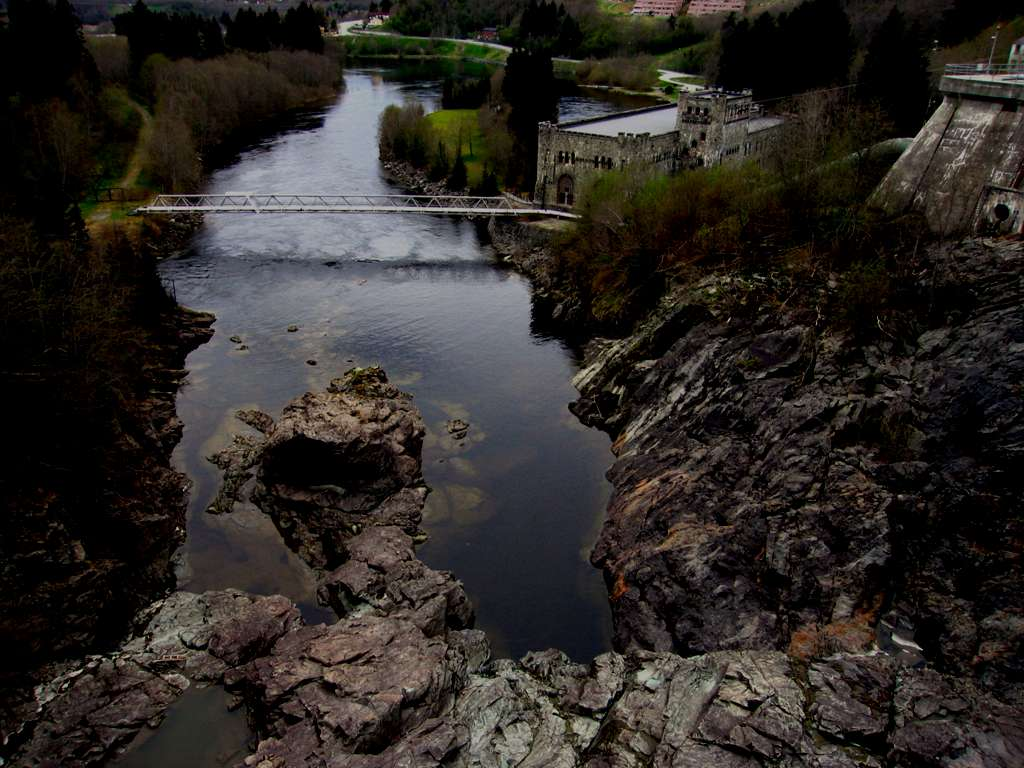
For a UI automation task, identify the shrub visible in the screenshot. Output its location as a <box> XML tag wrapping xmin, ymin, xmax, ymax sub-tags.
<box><xmin>378</xmin><ymin>102</ymin><xmax>429</xmax><ymax>166</ymax></box>
<box><xmin>141</xmin><ymin>51</ymin><xmax>341</xmax><ymax>190</ymax></box>
<box><xmin>576</xmin><ymin>56</ymin><xmax>658</xmax><ymax>91</ymax></box>
<box><xmin>552</xmin><ymin>96</ymin><xmax>910</xmax><ymax>331</ymax></box>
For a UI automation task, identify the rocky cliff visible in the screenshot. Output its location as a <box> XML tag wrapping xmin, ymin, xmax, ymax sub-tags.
<box><xmin>10</xmin><ymin>301</ymin><xmax>1024</xmax><ymax>767</ymax></box>
<box><xmin>0</xmin><ymin>305</ymin><xmax>214</xmax><ymax>745</ymax></box>
<box><xmin>568</xmin><ymin>236</ymin><xmax>1024</xmax><ymax>717</ymax></box>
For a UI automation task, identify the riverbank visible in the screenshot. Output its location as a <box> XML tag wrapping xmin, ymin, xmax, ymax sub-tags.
<box><xmin>331</xmin><ymin>32</ymin><xmax>508</xmax><ymax>65</ymax></box>
<box><xmin>493</xmin><ymin>218</ymin><xmax>1024</xmax><ymax>677</ymax></box>
<box><xmin>10</xmin><ymin>297</ymin><xmax>1023</xmax><ymax>765</ymax></box>
<box><xmin>0</xmin><ymin>291</ymin><xmax>214</xmax><ymax>745</ymax></box>
<box><xmin>8</xmin><ymin>223</ymin><xmax>1023</xmax><ymax>766</ymax></box>
<box><xmin>1</xmin><ymin>49</ymin><xmax>346</xmax><ymax>747</ymax></box>
<box><xmin>499</xmin><ymin>221</ymin><xmax>1024</xmax><ymax>759</ymax></box>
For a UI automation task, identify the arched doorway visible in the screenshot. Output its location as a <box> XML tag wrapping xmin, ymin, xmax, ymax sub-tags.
<box><xmin>557</xmin><ymin>175</ymin><xmax>575</xmax><ymax>207</ymax></box>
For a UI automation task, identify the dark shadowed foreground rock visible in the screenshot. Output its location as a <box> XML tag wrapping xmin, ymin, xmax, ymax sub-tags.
<box><xmin>0</xmin><ymin>306</ymin><xmax>215</xmax><ymax>746</ymax></box>
<box><xmin>11</xmin><ymin>592</ymin><xmax>1022</xmax><ymax>767</ymax></box>
<box><xmin>4</xmin><ymin>590</ymin><xmax>299</xmax><ymax>767</ymax></box>
<box><xmin>238</xmin><ymin>632</ymin><xmax>1024</xmax><ymax>767</ymax></box>
<box><xmin>571</xmin><ymin>237</ymin><xmax>1024</xmax><ymax>709</ymax></box>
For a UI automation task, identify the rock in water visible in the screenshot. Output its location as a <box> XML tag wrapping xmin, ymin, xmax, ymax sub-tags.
<box><xmin>319</xmin><ymin>525</ymin><xmax>474</xmax><ymax>635</ymax></box>
<box><xmin>445</xmin><ymin>418</ymin><xmax>470</xmax><ymax>440</ymax></box>
<box><xmin>255</xmin><ymin>366</ymin><xmax>428</xmax><ymax>569</ymax></box>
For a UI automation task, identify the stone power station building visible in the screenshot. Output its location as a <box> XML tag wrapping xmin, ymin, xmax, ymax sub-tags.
<box><xmin>535</xmin><ymin>88</ymin><xmax>784</xmax><ymax>207</ymax></box>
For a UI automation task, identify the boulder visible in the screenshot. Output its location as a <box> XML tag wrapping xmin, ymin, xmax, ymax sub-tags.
<box><xmin>318</xmin><ymin>525</ymin><xmax>474</xmax><ymax>636</ymax></box>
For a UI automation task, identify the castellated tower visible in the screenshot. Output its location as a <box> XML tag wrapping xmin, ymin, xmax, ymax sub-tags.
<box><xmin>676</xmin><ymin>89</ymin><xmax>757</xmax><ymax>167</ymax></box>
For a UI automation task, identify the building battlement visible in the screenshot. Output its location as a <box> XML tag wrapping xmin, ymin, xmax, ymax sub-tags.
<box><xmin>535</xmin><ymin>87</ymin><xmax>785</xmax><ymax>207</ymax></box>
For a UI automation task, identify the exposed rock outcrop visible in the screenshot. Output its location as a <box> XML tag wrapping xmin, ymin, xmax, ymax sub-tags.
<box><xmin>256</xmin><ymin>367</ymin><xmax>428</xmax><ymax>569</ymax></box>
<box><xmin>208</xmin><ymin>366</ymin><xmax>429</xmax><ymax>570</ymax></box>
<box><xmin>569</xmin><ymin>237</ymin><xmax>1024</xmax><ymax>709</ymax></box>
<box><xmin>4</xmin><ymin>590</ymin><xmax>299</xmax><ymax>767</ymax></box>
<box><xmin>12</xmin><ymin>587</ymin><xmax>1023</xmax><ymax>768</ymax></box>
<box><xmin>0</xmin><ymin>306</ymin><xmax>214</xmax><ymax>743</ymax></box>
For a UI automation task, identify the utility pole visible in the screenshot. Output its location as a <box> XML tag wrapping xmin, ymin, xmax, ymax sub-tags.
<box><xmin>987</xmin><ymin>24</ymin><xmax>1001</xmax><ymax>72</ymax></box>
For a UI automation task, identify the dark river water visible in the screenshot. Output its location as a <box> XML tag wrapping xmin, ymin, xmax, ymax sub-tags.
<box><xmin>122</xmin><ymin>65</ymin><xmax>657</xmax><ymax>767</ymax></box>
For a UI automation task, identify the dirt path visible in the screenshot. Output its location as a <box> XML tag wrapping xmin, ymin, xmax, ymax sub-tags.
<box><xmin>119</xmin><ymin>99</ymin><xmax>153</xmax><ymax>191</ymax></box>
<box><xmin>86</xmin><ymin>98</ymin><xmax>152</xmax><ymax>228</ymax></box>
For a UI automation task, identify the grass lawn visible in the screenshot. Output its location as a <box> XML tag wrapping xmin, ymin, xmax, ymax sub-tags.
<box><xmin>598</xmin><ymin>0</ymin><xmax>635</xmax><ymax>15</ymax></box>
<box><xmin>657</xmin><ymin>40</ymin><xmax>714</xmax><ymax>74</ymax></box>
<box><xmin>423</xmin><ymin>109</ymin><xmax>489</xmax><ymax>186</ymax></box>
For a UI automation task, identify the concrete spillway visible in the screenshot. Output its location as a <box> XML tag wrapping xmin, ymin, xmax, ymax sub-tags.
<box><xmin>871</xmin><ymin>67</ymin><xmax>1024</xmax><ymax>236</ymax></box>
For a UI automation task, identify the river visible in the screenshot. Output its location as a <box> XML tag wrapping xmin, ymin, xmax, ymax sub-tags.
<box><xmin>121</xmin><ymin>65</ymin><xmax>655</xmax><ymax>767</ymax></box>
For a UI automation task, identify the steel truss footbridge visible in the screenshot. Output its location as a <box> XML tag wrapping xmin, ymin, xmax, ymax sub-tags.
<box><xmin>134</xmin><ymin>193</ymin><xmax>579</xmax><ymax>219</ymax></box>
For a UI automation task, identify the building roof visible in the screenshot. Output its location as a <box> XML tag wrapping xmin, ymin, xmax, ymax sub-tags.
<box><xmin>561</xmin><ymin>105</ymin><xmax>679</xmax><ymax>138</ymax></box>
<box><xmin>747</xmin><ymin>116</ymin><xmax>785</xmax><ymax>134</ymax></box>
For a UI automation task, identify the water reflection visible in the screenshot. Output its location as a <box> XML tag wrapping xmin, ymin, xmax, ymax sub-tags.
<box><xmin>163</xmin><ymin>64</ymin><xmax>642</xmax><ymax>661</ymax></box>
<box><xmin>114</xmin><ymin>686</ymin><xmax>250</xmax><ymax>768</ymax></box>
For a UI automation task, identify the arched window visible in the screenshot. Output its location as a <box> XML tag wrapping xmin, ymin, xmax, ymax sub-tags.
<box><xmin>557</xmin><ymin>175</ymin><xmax>575</xmax><ymax>207</ymax></box>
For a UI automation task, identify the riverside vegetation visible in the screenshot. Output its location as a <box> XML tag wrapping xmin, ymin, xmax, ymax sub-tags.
<box><xmin>3</xmin><ymin>0</ymin><xmax>1023</xmax><ymax>764</ymax></box>
<box><xmin>0</xmin><ymin>0</ymin><xmax>343</xmax><ymax>730</ymax></box>
<box><xmin>378</xmin><ymin>48</ymin><xmax>557</xmax><ymax>194</ymax></box>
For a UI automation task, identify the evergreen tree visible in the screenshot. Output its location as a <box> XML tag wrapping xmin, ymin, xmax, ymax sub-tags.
<box><xmin>476</xmin><ymin>167</ymin><xmax>499</xmax><ymax>196</ymax></box>
<box><xmin>6</xmin><ymin>0</ymin><xmax>97</xmax><ymax>103</ymax></box>
<box><xmin>448</xmin><ymin>154</ymin><xmax>468</xmax><ymax>190</ymax></box>
<box><xmin>715</xmin><ymin>0</ymin><xmax>852</xmax><ymax>100</ymax></box>
<box><xmin>859</xmin><ymin>7</ymin><xmax>931</xmax><ymax>137</ymax></box>
<box><xmin>114</xmin><ymin>1</ymin><xmax>225</xmax><ymax>70</ymax></box>
<box><xmin>778</xmin><ymin>0</ymin><xmax>853</xmax><ymax>95</ymax></box>
<box><xmin>282</xmin><ymin>2</ymin><xmax>324</xmax><ymax>54</ymax></box>
<box><xmin>429</xmin><ymin>140</ymin><xmax>450</xmax><ymax>182</ymax></box>
<box><xmin>502</xmin><ymin>47</ymin><xmax>557</xmax><ymax>192</ymax></box>
<box><xmin>716</xmin><ymin>14</ymin><xmax>752</xmax><ymax>92</ymax></box>
<box><xmin>1</xmin><ymin>0</ymin><xmax>98</xmax><ymax>228</ymax></box>
<box><xmin>939</xmin><ymin>0</ymin><xmax>1018</xmax><ymax>47</ymax></box>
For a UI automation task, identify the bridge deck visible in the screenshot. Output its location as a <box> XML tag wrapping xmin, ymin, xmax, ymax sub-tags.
<box><xmin>135</xmin><ymin>194</ymin><xmax>579</xmax><ymax>219</ymax></box>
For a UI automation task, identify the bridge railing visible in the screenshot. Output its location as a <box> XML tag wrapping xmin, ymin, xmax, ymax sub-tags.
<box><xmin>142</xmin><ymin>193</ymin><xmax>524</xmax><ymax>211</ymax></box>
<box><xmin>135</xmin><ymin>193</ymin><xmax>580</xmax><ymax>219</ymax></box>
<box><xmin>944</xmin><ymin>62</ymin><xmax>1024</xmax><ymax>77</ymax></box>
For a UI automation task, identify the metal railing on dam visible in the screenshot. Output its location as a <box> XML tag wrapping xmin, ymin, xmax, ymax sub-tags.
<box><xmin>134</xmin><ymin>193</ymin><xmax>580</xmax><ymax>219</ymax></box>
<box><xmin>944</xmin><ymin>62</ymin><xmax>1024</xmax><ymax>78</ymax></box>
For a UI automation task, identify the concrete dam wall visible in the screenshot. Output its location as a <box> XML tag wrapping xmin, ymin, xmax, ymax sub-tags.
<box><xmin>872</xmin><ymin>71</ymin><xmax>1024</xmax><ymax>236</ymax></box>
